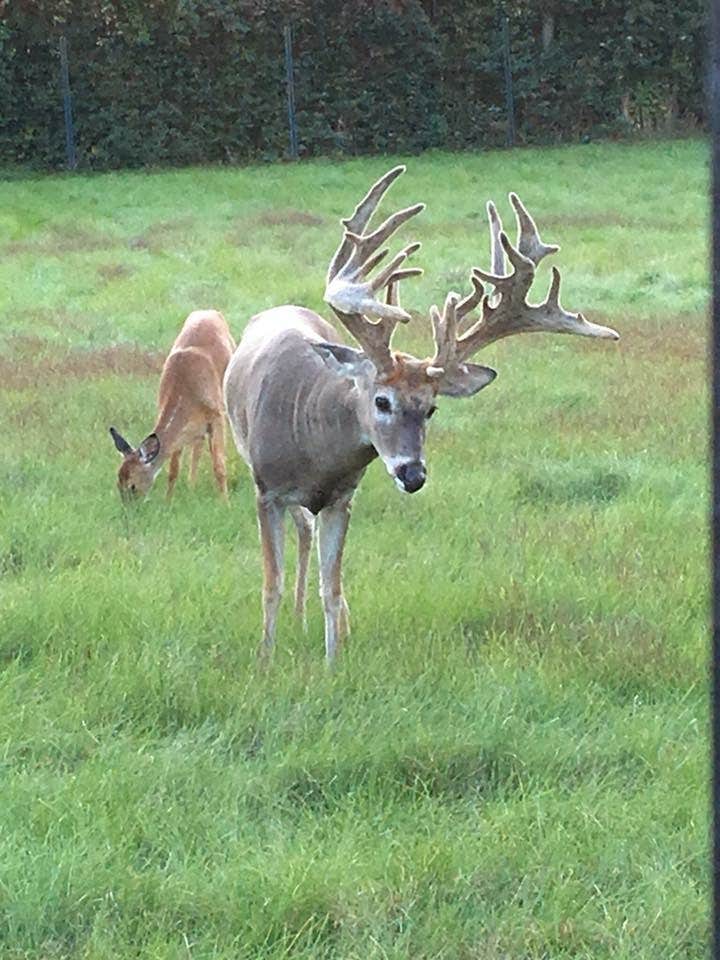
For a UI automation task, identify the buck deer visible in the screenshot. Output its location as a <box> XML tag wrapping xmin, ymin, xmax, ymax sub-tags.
<box><xmin>223</xmin><ymin>167</ymin><xmax>619</xmax><ymax>661</ymax></box>
<box><xmin>110</xmin><ymin>309</ymin><xmax>235</xmax><ymax>501</ymax></box>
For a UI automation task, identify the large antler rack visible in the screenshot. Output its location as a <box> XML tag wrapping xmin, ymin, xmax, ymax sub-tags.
<box><xmin>324</xmin><ymin>165</ymin><xmax>425</xmax><ymax>377</ymax></box>
<box><xmin>429</xmin><ymin>193</ymin><xmax>619</xmax><ymax>379</ymax></box>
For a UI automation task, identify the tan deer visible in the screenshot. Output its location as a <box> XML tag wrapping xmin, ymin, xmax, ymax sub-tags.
<box><xmin>223</xmin><ymin>166</ymin><xmax>619</xmax><ymax>661</ymax></box>
<box><xmin>110</xmin><ymin>309</ymin><xmax>235</xmax><ymax>501</ymax></box>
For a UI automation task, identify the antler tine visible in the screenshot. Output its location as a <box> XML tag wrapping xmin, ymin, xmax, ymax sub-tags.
<box><xmin>345</xmin><ymin>203</ymin><xmax>425</xmax><ymax>272</ymax></box>
<box><xmin>482</xmin><ymin>200</ymin><xmax>505</xmax><ymax>308</ymax></box>
<box><xmin>455</xmin><ymin>273</ymin><xmax>485</xmax><ymax>332</ymax></box>
<box><xmin>384</xmin><ymin>266</ymin><xmax>425</xmax><ymax>309</ymax></box>
<box><xmin>472</xmin><ymin>231</ymin><xmax>534</xmax><ymax>308</ymax></box>
<box><xmin>356</xmin><ymin>246</ymin><xmax>390</xmax><ymax>280</ymax></box>
<box><xmin>510</xmin><ymin>192</ymin><xmax>560</xmax><ymax>266</ymax></box>
<box><xmin>327</xmin><ymin>165</ymin><xmax>406</xmax><ymax>285</ymax></box>
<box><xmin>543</xmin><ymin>267</ymin><xmax>620</xmax><ymax>339</ymax></box>
<box><xmin>369</xmin><ymin>243</ymin><xmax>422</xmax><ymax>293</ymax></box>
<box><xmin>487</xmin><ymin>201</ymin><xmax>506</xmax><ymax>275</ymax></box>
<box><xmin>324</xmin><ymin>166</ymin><xmax>425</xmax><ymax>375</ymax></box>
<box><xmin>429</xmin><ymin>271</ymin><xmax>486</xmax><ymax>370</ymax></box>
<box><xmin>428</xmin><ymin>293</ymin><xmax>460</xmax><ymax>376</ymax></box>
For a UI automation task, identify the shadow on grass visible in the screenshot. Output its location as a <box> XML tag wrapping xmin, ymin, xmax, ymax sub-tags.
<box><xmin>515</xmin><ymin>467</ymin><xmax>629</xmax><ymax>506</ymax></box>
<box><xmin>277</xmin><ymin>742</ymin><xmax>524</xmax><ymax>810</ymax></box>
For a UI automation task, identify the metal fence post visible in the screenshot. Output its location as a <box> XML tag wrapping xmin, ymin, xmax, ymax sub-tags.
<box><xmin>283</xmin><ymin>24</ymin><xmax>299</xmax><ymax>160</ymax></box>
<box><xmin>711</xmin><ymin>0</ymin><xmax>720</xmax><ymax>951</ymax></box>
<box><xmin>501</xmin><ymin>13</ymin><xmax>515</xmax><ymax>148</ymax></box>
<box><xmin>59</xmin><ymin>34</ymin><xmax>77</xmax><ymax>170</ymax></box>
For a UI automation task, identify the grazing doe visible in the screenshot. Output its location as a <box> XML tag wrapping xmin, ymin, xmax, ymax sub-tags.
<box><xmin>110</xmin><ymin>309</ymin><xmax>235</xmax><ymax>501</ymax></box>
<box><xmin>223</xmin><ymin>167</ymin><xmax>619</xmax><ymax>661</ymax></box>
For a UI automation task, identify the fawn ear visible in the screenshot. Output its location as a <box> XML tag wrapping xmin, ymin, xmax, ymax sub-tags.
<box><xmin>109</xmin><ymin>426</ymin><xmax>133</xmax><ymax>456</ymax></box>
<box><xmin>137</xmin><ymin>433</ymin><xmax>161</xmax><ymax>464</ymax></box>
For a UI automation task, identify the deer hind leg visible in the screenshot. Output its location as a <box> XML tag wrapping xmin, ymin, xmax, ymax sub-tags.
<box><xmin>166</xmin><ymin>448</ymin><xmax>182</xmax><ymax>500</ymax></box>
<box><xmin>289</xmin><ymin>506</ymin><xmax>314</xmax><ymax>629</ymax></box>
<box><xmin>317</xmin><ymin>495</ymin><xmax>352</xmax><ymax>662</ymax></box>
<box><xmin>256</xmin><ymin>495</ymin><xmax>286</xmax><ymax>659</ymax></box>
<box><xmin>208</xmin><ymin>416</ymin><xmax>228</xmax><ymax>501</ymax></box>
<box><xmin>188</xmin><ymin>436</ymin><xmax>204</xmax><ymax>486</ymax></box>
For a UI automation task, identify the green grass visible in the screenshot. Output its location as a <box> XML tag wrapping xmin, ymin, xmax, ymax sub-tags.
<box><xmin>0</xmin><ymin>139</ymin><xmax>708</xmax><ymax>958</ymax></box>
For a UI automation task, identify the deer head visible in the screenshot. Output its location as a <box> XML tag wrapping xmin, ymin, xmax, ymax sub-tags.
<box><xmin>319</xmin><ymin>166</ymin><xmax>495</xmax><ymax>492</ymax></box>
<box><xmin>109</xmin><ymin>426</ymin><xmax>161</xmax><ymax>500</ymax></box>
<box><xmin>321</xmin><ymin>167</ymin><xmax>619</xmax><ymax>493</ymax></box>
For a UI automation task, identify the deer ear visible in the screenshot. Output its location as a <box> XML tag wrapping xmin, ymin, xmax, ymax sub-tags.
<box><xmin>109</xmin><ymin>426</ymin><xmax>133</xmax><ymax>456</ymax></box>
<box><xmin>436</xmin><ymin>363</ymin><xmax>497</xmax><ymax>398</ymax></box>
<box><xmin>137</xmin><ymin>433</ymin><xmax>161</xmax><ymax>464</ymax></box>
<box><xmin>311</xmin><ymin>341</ymin><xmax>374</xmax><ymax>378</ymax></box>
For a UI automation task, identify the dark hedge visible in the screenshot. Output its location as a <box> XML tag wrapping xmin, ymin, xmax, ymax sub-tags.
<box><xmin>0</xmin><ymin>0</ymin><xmax>707</xmax><ymax>171</ymax></box>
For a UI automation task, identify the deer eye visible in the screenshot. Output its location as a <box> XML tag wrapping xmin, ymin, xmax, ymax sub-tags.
<box><xmin>427</xmin><ymin>405</ymin><xmax>437</xmax><ymax>419</ymax></box>
<box><xmin>375</xmin><ymin>396</ymin><xmax>392</xmax><ymax>413</ymax></box>
<box><xmin>130</xmin><ymin>484</ymin><xmax>137</xmax><ymax>493</ymax></box>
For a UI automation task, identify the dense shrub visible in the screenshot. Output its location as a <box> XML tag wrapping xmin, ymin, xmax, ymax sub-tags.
<box><xmin>0</xmin><ymin>0</ymin><xmax>707</xmax><ymax>170</ymax></box>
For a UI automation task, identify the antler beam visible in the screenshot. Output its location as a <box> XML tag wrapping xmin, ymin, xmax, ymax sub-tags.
<box><xmin>430</xmin><ymin>193</ymin><xmax>619</xmax><ymax>375</ymax></box>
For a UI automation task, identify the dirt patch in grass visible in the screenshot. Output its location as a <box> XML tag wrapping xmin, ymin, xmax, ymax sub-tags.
<box><xmin>128</xmin><ymin>216</ymin><xmax>196</xmax><ymax>252</ymax></box>
<box><xmin>255</xmin><ymin>209</ymin><xmax>326</xmax><ymax>227</ymax></box>
<box><xmin>616</xmin><ymin>312</ymin><xmax>707</xmax><ymax>363</ymax></box>
<box><xmin>4</xmin><ymin>224</ymin><xmax>120</xmax><ymax>256</ymax></box>
<box><xmin>0</xmin><ymin>333</ymin><xmax>49</xmax><ymax>358</ymax></box>
<box><xmin>97</xmin><ymin>262</ymin><xmax>134</xmax><ymax>282</ymax></box>
<box><xmin>0</xmin><ymin>343</ymin><xmax>164</xmax><ymax>391</ymax></box>
<box><xmin>573</xmin><ymin>617</ymin><xmax>702</xmax><ymax>701</ymax></box>
<box><xmin>229</xmin><ymin>208</ymin><xmax>327</xmax><ymax>246</ymax></box>
<box><xmin>6</xmin><ymin>306</ymin><xmax>97</xmax><ymax>338</ymax></box>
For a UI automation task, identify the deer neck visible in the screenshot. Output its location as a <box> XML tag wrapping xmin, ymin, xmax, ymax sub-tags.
<box><xmin>151</xmin><ymin>397</ymin><xmax>190</xmax><ymax>470</ymax></box>
<box><xmin>319</xmin><ymin>376</ymin><xmax>377</xmax><ymax>466</ymax></box>
<box><xmin>281</xmin><ymin>373</ymin><xmax>377</xmax><ymax>495</ymax></box>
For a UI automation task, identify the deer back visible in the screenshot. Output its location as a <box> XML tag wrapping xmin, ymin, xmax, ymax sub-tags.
<box><xmin>170</xmin><ymin>309</ymin><xmax>235</xmax><ymax>378</ymax></box>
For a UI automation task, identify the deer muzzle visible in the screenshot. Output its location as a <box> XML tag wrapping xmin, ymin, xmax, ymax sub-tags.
<box><xmin>395</xmin><ymin>460</ymin><xmax>426</xmax><ymax>494</ymax></box>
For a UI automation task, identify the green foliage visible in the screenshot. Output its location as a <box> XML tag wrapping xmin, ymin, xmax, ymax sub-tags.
<box><xmin>507</xmin><ymin>0</ymin><xmax>706</xmax><ymax>142</ymax></box>
<box><xmin>0</xmin><ymin>0</ymin><xmax>707</xmax><ymax>170</ymax></box>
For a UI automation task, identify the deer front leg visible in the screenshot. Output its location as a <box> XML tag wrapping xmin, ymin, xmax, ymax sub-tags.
<box><xmin>290</xmin><ymin>506</ymin><xmax>314</xmax><ymax>629</ymax></box>
<box><xmin>166</xmin><ymin>449</ymin><xmax>182</xmax><ymax>500</ymax></box>
<box><xmin>317</xmin><ymin>495</ymin><xmax>352</xmax><ymax>662</ymax></box>
<box><xmin>208</xmin><ymin>416</ymin><xmax>228</xmax><ymax>501</ymax></box>
<box><xmin>339</xmin><ymin>596</ymin><xmax>350</xmax><ymax>642</ymax></box>
<box><xmin>256</xmin><ymin>495</ymin><xmax>286</xmax><ymax>659</ymax></box>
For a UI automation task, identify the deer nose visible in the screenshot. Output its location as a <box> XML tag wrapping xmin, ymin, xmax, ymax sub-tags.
<box><xmin>395</xmin><ymin>460</ymin><xmax>426</xmax><ymax>493</ymax></box>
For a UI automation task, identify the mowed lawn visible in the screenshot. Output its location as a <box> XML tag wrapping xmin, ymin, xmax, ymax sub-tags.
<box><xmin>0</xmin><ymin>140</ymin><xmax>708</xmax><ymax>959</ymax></box>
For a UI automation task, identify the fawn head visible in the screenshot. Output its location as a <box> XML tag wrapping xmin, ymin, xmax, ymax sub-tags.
<box><xmin>109</xmin><ymin>427</ymin><xmax>161</xmax><ymax>501</ymax></box>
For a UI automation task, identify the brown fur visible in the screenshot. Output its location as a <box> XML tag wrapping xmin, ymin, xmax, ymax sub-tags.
<box><xmin>381</xmin><ymin>352</ymin><xmax>441</xmax><ymax>391</ymax></box>
<box><xmin>114</xmin><ymin>310</ymin><xmax>236</xmax><ymax>501</ymax></box>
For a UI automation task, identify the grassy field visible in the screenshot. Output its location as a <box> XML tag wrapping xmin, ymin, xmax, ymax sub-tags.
<box><xmin>0</xmin><ymin>139</ymin><xmax>708</xmax><ymax>959</ymax></box>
